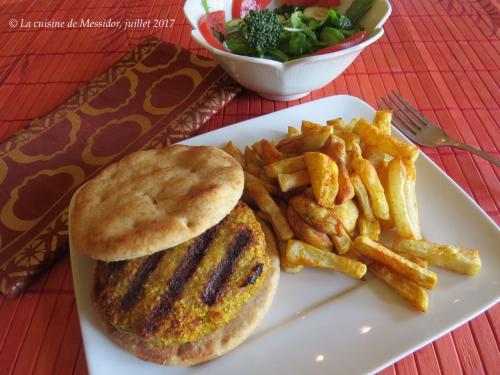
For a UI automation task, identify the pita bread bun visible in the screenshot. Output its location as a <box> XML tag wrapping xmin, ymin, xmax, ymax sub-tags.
<box><xmin>69</xmin><ymin>145</ymin><xmax>244</xmax><ymax>261</ymax></box>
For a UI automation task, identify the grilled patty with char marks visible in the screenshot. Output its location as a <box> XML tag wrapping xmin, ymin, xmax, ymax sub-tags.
<box><xmin>93</xmin><ymin>202</ymin><xmax>269</xmax><ymax>347</ymax></box>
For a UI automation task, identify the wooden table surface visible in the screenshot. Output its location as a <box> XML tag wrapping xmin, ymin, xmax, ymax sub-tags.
<box><xmin>0</xmin><ymin>0</ymin><xmax>498</xmax><ymax>374</ymax></box>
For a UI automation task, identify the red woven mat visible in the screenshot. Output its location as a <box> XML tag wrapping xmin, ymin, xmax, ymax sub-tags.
<box><xmin>0</xmin><ymin>1</ymin><xmax>498</xmax><ymax>374</ymax></box>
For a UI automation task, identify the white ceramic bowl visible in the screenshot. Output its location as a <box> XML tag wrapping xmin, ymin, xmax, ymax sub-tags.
<box><xmin>184</xmin><ymin>0</ymin><xmax>391</xmax><ymax>101</ymax></box>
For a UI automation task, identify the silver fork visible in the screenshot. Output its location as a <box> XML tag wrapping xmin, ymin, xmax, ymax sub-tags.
<box><xmin>378</xmin><ymin>91</ymin><xmax>500</xmax><ymax>168</ymax></box>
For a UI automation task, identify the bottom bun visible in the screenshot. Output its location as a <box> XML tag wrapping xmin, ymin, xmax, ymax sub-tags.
<box><xmin>93</xmin><ymin>219</ymin><xmax>280</xmax><ymax>366</ymax></box>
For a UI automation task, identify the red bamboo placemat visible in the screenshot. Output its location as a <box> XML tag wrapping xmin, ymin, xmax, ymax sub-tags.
<box><xmin>0</xmin><ymin>1</ymin><xmax>498</xmax><ymax>374</ymax></box>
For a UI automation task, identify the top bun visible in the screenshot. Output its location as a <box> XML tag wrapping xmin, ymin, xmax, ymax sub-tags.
<box><xmin>68</xmin><ymin>145</ymin><xmax>244</xmax><ymax>261</ymax></box>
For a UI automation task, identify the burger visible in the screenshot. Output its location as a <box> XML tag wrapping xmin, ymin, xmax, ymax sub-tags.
<box><xmin>68</xmin><ymin>145</ymin><xmax>280</xmax><ymax>365</ymax></box>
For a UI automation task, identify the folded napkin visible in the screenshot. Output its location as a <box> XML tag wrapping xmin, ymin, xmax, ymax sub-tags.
<box><xmin>0</xmin><ymin>37</ymin><xmax>241</xmax><ymax>297</ymax></box>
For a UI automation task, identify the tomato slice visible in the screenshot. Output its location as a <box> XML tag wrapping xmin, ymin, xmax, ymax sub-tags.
<box><xmin>312</xmin><ymin>31</ymin><xmax>367</xmax><ymax>56</ymax></box>
<box><xmin>198</xmin><ymin>10</ymin><xmax>226</xmax><ymax>51</ymax></box>
<box><xmin>232</xmin><ymin>0</ymin><xmax>273</xmax><ymax>18</ymax></box>
<box><xmin>281</xmin><ymin>0</ymin><xmax>340</xmax><ymax>7</ymax></box>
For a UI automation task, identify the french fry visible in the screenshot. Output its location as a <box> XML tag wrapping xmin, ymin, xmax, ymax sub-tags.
<box><xmin>401</xmin><ymin>254</ymin><xmax>428</xmax><ymax>269</ymax></box>
<box><xmin>345</xmin><ymin>118</ymin><xmax>359</xmax><ymax>132</ymax></box>
<box><xmin>289</xmin><ymin>195</ymin><xmax>342</xmax><ymax>236</ymax></box>
<box><xmin>288</xmin><ymin>126</ymin><xmax>300</xmax><ymax>137</ymax></box>
<box><xmin>353</xmin><ymin>119</ymin><xmax>419</xmax><ymax>160</ymax></box>
<box><xmin>244</xmin><ymin>146</ymin><xmax>275</xmax><ymax>184</ymax></box>
<box><xmin>373</xmin><ymin>110</ymin><xmax>392</xmax><ymax>135</ymax></box>
<box><xmin>343</xmin><ymin>247</ymin><xmax>366</xmax><ymax>263</ymax></box>
<box><xmin>258</xmin><ymin>217</ymin><xmax>303</xmax><ymax>273</ymax></box>
<box><xmin>348</xmin><ymin>137</ymin><xmax>363</xmax><ymax>167</ymax></box>
<box><xmin>240</xmin><ymin>190</ymin><xmax>253</xmax><ymax>206</ymax></box>
<box><xmin>301</xmin><ymin>120</ymin><xmax>324</xmax><ymax>134</ymax></box>
<box><xmin>321</xmin><ymin>135</ymin><xmax>355</xmax><ymax>204</ymax></box>
<box><xmin>223</xmin><ymin>141</ymin><xmax>245</xmax><ymax>167</ymax></box>
<box><xmin>255</xmin><ymin>210</ymin><xmax>272</xmax><ymax>223</ymax></box>
<box><xmin>358</xmin><ymin>217</ymin><xmax>381</xmax><ymax>241</ymax></box>
<box><xmin>387</xmin><ymin>158</ymin><xmax>420</xmax><ymax>239</ymax></box>
<box><xmin>260</xmin><ymin>139</ymin><xmax>285</xmax><ymax>163</ymax></box>
<box><xmin>278</xmin><ymin>240</ymin><xmax>304</xmax><ymax>272</ymax></box>
<box><xmin>376</xmin><ymin>162</ymin><xmax>395</xmax><ymax>229</ymax></box>
<box><xmin>278</xmin><ymin>170</ymin><xmax>310</xmax><ymax>192</ymax></box>
<box><xmin>351</xmin><ymin>173</ymin><xmax>376</xmax><ymax>222</ymax></box>
<box><xmin>246</xmin><ymin>181</ymin><xmax>294</xmax><ymax>241</ymax></box>
<box><xmin>245</xmin><ymin>165</ymin><xmax>275</xmax><ymax>185</ymax></box>
<box><xmin>370</xmin><ymin>262</ymin><xmax>428</xmax><ymax>312</ymax></box>
<box><xmin>294</xmin><ymin>190</ymin><xmax>352</xmax><ymax>253</ymax></box>
<box><xmin>256</xmin><ymin>216</ymin><xmax>279</xmax><ymax>258</ymax></box>
<box><xmin>304</xmin><ymin>152</ymin><xmax>339</xmax><ymax>208</ymax></box>
<box><xmin>378</xmin><ymin>135</ymin><xmax>419</xmax><ymax>161</ymax></box>
<box><xmin>244</xmin><ymin>172</ymin><xmax>280</xmax><ymax>196</ymax></box>
<box><xmin>379</xmin><ymin>219</ymin><xmax>395</xmax><ymax>230</ymax></box>
<box><xmin>364</xmin><ymin>145</ymin><xmax>385</xmax><ymax>169</ymax></box>
<box><xmin>333</xmin><ymin>199</ymin><xmax>359</xmax><ymax>236</ymax></box>
<box><xmin>303</xmin><ymin>186</ymin><xmax>315</xmax><ymax>200</ymax></box>
<box><xmin>287</xmin><ymin>206</ymin><xmax>334</xmax><ymax>251</ymax></box>
<box><xmin>298</xmin><ymin>188</ymin><xmax>359</xmax><ymax>259</ymax></box>
<box><xmin>326</xmin><ymin>118</ymin><xmax>345</xmax><ymax>132</ymax></box>
<box><xmin>351</xmin><ymin>143</ymin><xmax>390</xmax><ymax>220</ymax></box>
<box><xmin>275</xmin><ymin>199</ymin><xmax>289</xmax><ymax>214</ymax></box>
<box><xmin>285</xmin><ymin>240</ymin><xmax>367</xmax><ymax>279</ymax></box>
<box><xmin>276</xmin><ymin>126</ymin><xmax>333</xmax><ymax>154</ymax></box>
<box><xmin>402</xmin><ymin>158</ymin><xmax>422</xmax><ymax>240</ymax></box>
<box><xmin>264</xmin><ymin>155</ymin><xmax>305</xmax><ymax>178</ymax></box>
<box><xmin>353</xmin><ymin>118</ymin><xmax>383</xmax><ymax>138</ymax></box>
<box><xmin>251</xmin><ymin>140</ymin><xmax>263</xmax><ymax>158</ymax></box>
<box><xmin>330</xmin><ymin>226</ymin><xmax>353</xmax><ymax>255</ymax></box>
<box><xmin>354</xmin><ymin>236</ymin><xmax>437</xmax><ymax>290</ymax></box>
<box><xmin>393</xmin><ymin>239</ymin><xmax>481</xmax><ymax>276</ymax></box>
<box><xmin>244</xmin><ymin>146</ymin><xmax>263</xmax><ymax>167</ymax></box>
<box><xmin>337</xmin><ymin>131</ymin><xmax>360</xmax><ymax>153</ymax></box>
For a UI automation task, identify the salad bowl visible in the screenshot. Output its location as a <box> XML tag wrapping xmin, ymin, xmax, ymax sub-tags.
<box><xmin>184</xmin><ymin>0</ymin><xmax>392</xmax><ymax>101</ymax></box>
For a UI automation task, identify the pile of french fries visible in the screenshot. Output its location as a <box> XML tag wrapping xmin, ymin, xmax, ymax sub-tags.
<box><xmin>223</xmin><ymin>111</ymin><xmax>481</xmax><ymax>312</ymax></box>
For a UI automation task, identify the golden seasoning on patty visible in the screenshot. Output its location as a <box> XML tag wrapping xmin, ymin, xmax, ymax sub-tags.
<box><xmin>93</xmin><ymin>203</ymin><xmax>270</xmax><ymax>346</ymax></box>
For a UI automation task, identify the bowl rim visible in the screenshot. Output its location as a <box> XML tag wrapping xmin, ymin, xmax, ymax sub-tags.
<box><xmin>183</xmin><ymin>0</ymin><xmax>392</xmax><ymax>66</ymax></box>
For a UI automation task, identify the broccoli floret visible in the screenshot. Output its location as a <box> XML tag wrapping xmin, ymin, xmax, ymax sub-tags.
<box><xmin>242</xmin><ymin>9</ymin><xmax>282</xmax><ymax>57</ymax></box>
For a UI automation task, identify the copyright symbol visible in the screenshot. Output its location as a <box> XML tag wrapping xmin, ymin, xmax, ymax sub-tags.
<box><xmin>9</xmin><ymin>19</ymin><xmax>18</xmax><ymax>27</ymax></box>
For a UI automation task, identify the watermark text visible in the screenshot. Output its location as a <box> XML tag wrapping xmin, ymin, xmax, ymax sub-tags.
<box><xmin>8</xmin><ymin>18</ymin><xmax>176</xmax><ymax>30</ymax></box>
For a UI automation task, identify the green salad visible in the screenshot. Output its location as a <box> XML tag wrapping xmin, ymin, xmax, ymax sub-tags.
<box><xmin>221</xmin><ymin>0</ymin><xmax>374</xmax><ymax>61</ymax></box>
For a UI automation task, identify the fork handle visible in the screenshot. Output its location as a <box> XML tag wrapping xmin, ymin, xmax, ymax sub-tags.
<box><xmin>450</xmin><ymin>142</ymin><xmax>500</xmax><ymax>167</ymax></box>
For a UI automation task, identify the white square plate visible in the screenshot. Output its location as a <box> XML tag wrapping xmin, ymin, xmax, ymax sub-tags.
<box><xmin>71</xmin><ymin>95</ymin><xmax>500</xmax><ymax>375</ymax></box>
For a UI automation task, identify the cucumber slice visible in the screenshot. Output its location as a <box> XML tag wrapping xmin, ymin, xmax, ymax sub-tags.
<box><xmin>303</xmin><ymin>6</ymin><xmax>330</xmax><ymax>21</ymax></box>
<box><xmin>320</xmin><ymin>27</ymin><xmax>345</xmax><ymax>45</ymax></box>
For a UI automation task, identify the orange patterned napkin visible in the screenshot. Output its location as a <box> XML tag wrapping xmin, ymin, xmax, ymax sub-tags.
<box><xmin>0</xmin><ymin>37</ymin><xmax>241</xmax><ymax>297</ymax></box>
